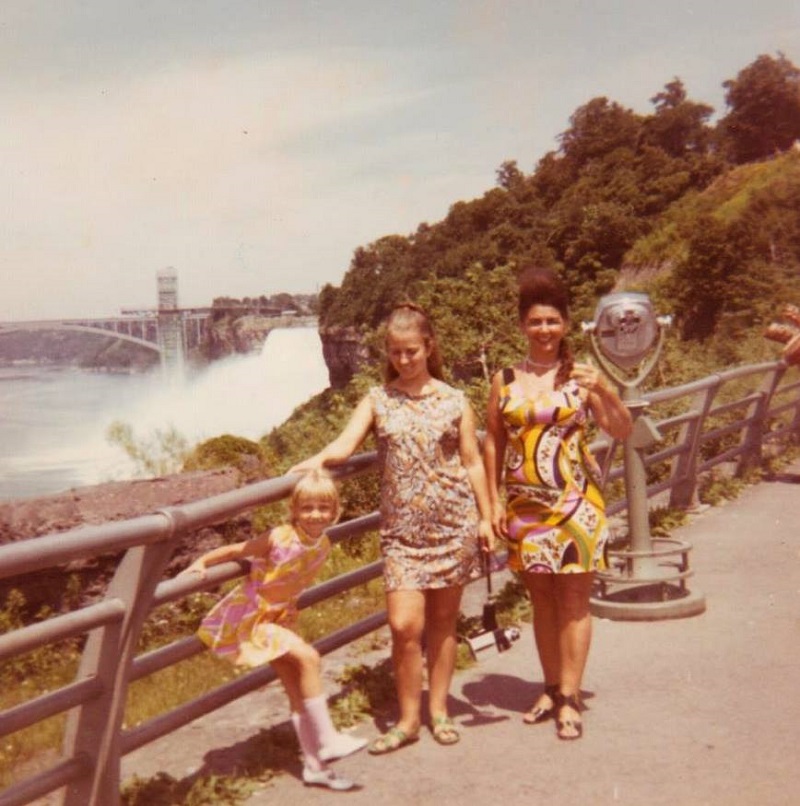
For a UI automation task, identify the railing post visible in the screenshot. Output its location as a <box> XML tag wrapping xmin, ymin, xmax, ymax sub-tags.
<box><xmin>737</xmin><ymin>366</ymin><xmax>785</xmax><ymax>476</ymax></box>
<box><xmin>62</xmin><ymin>515</ymin><xmax>179</xmax><ymax>806</ymax></box>
<box><xmin>779</xmin><ymin>367</ymin><xmax>800</xmax><ymax>435</ymax></box>
<box><xmin>668</xmin><ymin>380</ymin><xmax>720</xmax><ymax>510</ymax></box>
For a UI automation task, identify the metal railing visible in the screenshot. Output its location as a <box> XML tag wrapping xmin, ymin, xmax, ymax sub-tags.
<box><xmin>1</xmin><ymin>361</ymin><xmax>799</xmax><ymax>806</ymax></box>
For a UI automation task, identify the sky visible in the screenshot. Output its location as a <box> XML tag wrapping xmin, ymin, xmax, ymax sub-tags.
<box><xmin>1</xmin><ymin>1</ymin><xmax>798</xmax><ymax>321</ymax></box>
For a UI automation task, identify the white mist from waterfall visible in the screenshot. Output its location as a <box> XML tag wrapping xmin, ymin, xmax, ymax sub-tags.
<box><xmin>0</xmin><ymin>328</ymin><xmax>329</xmax><ymax>499</ymax></box>
<box><xmin>97</xmin><ymin>326</ymin><xmax>330</xmax><ymax>482</ymax></box>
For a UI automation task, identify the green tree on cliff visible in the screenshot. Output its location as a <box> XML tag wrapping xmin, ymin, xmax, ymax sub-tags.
<box><xmin>718</xmin><ymin>52</ymin><xmax>800</xmax><ymax>163</ymax></box>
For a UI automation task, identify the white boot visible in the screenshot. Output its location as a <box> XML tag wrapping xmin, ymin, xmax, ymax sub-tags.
<box><xmin>291</xmin><ymin>711</ymin><xmax>356</xmax><ymax>791</ymax></box>
<box><xmin>303</xmin><ymin>695</ymin><xmax>367</xmax><ymax>761</ymax></box>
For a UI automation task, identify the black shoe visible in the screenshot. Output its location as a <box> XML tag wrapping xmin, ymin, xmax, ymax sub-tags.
<box><xmin>523</xmin><ymin>683</ymin><xmax>559</xmax><ymax>724</ymax></box>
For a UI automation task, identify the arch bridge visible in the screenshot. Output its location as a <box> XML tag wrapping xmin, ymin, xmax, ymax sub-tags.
<box><xmin>0</xmin><ymin>312</ymin><xmax>316</xmax><ymax>357</ymax></box>
<box><xmin>0</xmin><ymin>267</ymin><xmax>317</xmax><ymax>374</ymax></box>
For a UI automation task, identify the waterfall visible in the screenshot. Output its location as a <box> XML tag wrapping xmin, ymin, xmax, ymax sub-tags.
<box><xmin>0</xmin><ymin>328</ymin><xmax>330</xmax><ymax>499</ymax></box>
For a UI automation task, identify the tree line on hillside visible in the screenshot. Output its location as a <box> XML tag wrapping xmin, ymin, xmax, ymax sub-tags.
<box><xmin>317</xmin><ymin>52</ymin><xmax>800</xmax><ymax>384</ymax></box>
<box><xmin>210</xmin><ymin>293</ymin><xmax>317</xmax><ymax>319</ymax></box>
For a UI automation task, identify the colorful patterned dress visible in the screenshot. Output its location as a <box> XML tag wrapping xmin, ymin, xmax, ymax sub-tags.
<box><xmin>498</xmin><ymin>369</ymin><xmax>608</xmax><ymax>574</ymax></box>
<box><xmin>196</xmin><ymin>523</ymin><xmax>329</xmax><ymax>668</ymax></box>
<box><xmin>370</xmin><ymin>383</ymin><xmax>482</xmax><ymax>591</ymax></box>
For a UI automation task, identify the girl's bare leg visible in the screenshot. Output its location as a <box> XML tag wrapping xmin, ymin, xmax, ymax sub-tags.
<box><xmin>386</xmin><ymin>589</ymin><xmax>425</xmax><ymax>736</ymax></box>
<box><xmin>424</xmin><ymin>586</ymin><xmax>463</xmax><ymax>721</ymax></box>
<box><xmin>272</xmin><ymin>642</ymin><xmax>324</xmax><ymax>712</ymax></box>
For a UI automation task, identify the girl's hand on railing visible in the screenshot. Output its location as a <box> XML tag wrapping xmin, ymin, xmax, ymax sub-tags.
<box><xmin>288</xmin><ymin>457</ymin><xmax>324</xmax><ymax>474</ymax></box>
<box><xmin>182</xmin><ymin>562</ymin><xmax>207</xmax><ymax>580</ymax></box>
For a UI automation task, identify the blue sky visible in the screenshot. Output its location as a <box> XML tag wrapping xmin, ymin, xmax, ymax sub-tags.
<box><xmin>1</xmin><ymin>0</ymin><xmax>798</xmax><ymax>319</ymax></box>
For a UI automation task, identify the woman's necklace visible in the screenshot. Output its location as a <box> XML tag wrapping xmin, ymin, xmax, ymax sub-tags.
<box><xmin>524</xmin><ymin>357</ymin><xmax>559</xmax><ymax>371</ymax></box>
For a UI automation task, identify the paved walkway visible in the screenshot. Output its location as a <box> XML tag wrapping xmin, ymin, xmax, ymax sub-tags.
<box><xmin>123</xmin><ymin>461</ymin><xmax>800</xmax><ymax>806</ymax></box>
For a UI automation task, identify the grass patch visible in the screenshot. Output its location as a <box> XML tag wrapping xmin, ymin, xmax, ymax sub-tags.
<box><xmin>121</xmin><ymin>724</ymin><xmax>298</xmax><ymax>805</ymax></box>
<box><xmin>0</xmin><ymin>590</ymin><xmax>80</xmax><ymax>789</ymax></box>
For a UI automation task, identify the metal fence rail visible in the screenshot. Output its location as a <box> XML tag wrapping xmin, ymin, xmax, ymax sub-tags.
<box><xmin>1</xmin><ymin>363</ymin><xmax>799</xmax><ymax>806</ymax></box>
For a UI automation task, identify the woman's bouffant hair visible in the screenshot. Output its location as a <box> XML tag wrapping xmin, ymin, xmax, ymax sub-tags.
<box><xmin>383</xmin><ymin>302</ymin><xmax>444</xmax><ymax>382</ymax></box>
<box><xmin>517</xmin><ymin>265</ymin><xmax>574</xmax><ymax>389</ymax></box>
<box><xmin>290</xmin><ymin>468</ymin><xmax>341</xmax><ymax>524</ymax></box>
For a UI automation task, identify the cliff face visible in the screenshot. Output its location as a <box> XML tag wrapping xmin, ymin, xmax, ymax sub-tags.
<box><xmin>0</xmin><ymin>469</ymin><xmax>251</xmax><ymax>615</ymax></box>
<box><xmin>201</xmin><ymin>314</ymin><xmax>276</xmax><ymax>360</ymax></box>
<box><xmin>319</xmin><ymin>325</ymin><xmax>370</xmax><ymax>388</ymax></box>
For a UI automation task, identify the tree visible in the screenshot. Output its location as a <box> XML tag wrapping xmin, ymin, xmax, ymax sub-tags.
<box><xmin>495</xmin><ymin>160</ymin><xmax>525</xmax><ymax>192</ymax></box>
<box><xmin>558</xmin><ymin>97</ymin><xmax>642</xmax><ymax>168</ymax></box>
<box><xmin>718</xmin><ymin>53</ymin><xmax>800</xmax><ymax>163</ymax></box>
<box><xmin>643</xmin><ymin>78</ymin><xmax>715</xmax><ymax>157</ymax></box>
<box><xmin>320</xmin><ymin>235</ymin><xmax>415</xmax><ymax>328</ymax></box>
<box><xmin>666</xmin><ymin>216</ymin><xmax>756</xmax><ymax>340</ymax></box>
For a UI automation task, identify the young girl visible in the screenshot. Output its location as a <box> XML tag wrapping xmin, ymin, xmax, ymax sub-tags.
<box><xmin>291</xmin><ymin>302</ymin><xmax>494</xmax><ymax>753</ymax></box>
<box><xmin>183</xmin><ymin>469</ymin><xmax>366</xmax><ymax>791</ymax></box>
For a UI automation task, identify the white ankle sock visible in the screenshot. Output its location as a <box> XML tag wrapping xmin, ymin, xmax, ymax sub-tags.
<box><xmin>291</xmin><ymin>710</ymin><xmax>323</xmax><ymax>772</ymax></box>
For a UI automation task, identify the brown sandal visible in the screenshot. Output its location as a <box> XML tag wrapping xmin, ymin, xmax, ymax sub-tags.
<box><xmin>523</xmin><ymin>683</ymin><xmax>559</xmax><ymax>724</ymax></box>
<box><xmin>555</xmin><ymin>692</ymin><xmax>583</xmax><ymax>740</ymax></box>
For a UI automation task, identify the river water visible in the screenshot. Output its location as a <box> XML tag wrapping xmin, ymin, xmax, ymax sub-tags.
<box><xmin>0</xmin><ymin>327</ymin><xmax>329</xmax><ymax>502</ymax></box>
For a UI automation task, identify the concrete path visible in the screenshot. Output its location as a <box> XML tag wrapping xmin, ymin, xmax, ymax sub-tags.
<box><xmin>123</xmin><ymin>461</ymin><xmax>800</xmax><ymax>806</ymax></box>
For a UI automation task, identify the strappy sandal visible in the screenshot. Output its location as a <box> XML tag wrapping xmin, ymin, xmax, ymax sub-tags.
<box><xmin>367</xmin><ymin>727</ymin><xmax>420</xmax><ymax>755</ymax></box>
<box><xmin>431</xmin><ymin>715</ymin><xmax>460</xmax><ymax>745</ymax></box>
<box><xmin>555</xmin><ymin>692</ymin><xmax>583</xmax><ymax>740</ymax></box>
<box><xmin>523</xmin><ymin>683</ymin><xmax>559</xmax><ymax>724</ymax></box>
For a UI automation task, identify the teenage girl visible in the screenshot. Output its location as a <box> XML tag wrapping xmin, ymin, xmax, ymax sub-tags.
<box><xmin>184</xmin><ymin>469</ymin><xmax>365</xmax><ymax>790</ymax></box>
<box><xmin>291</xmin><ymin>302</ymin><xmax>494</xmax><ymax>753</ymax></box>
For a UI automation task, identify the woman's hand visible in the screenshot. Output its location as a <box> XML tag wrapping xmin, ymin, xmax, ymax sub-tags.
<box><xmin>478</xmin><ymin>518</ymin><xmax>496</xmax><ymax>554</ymax></box>
<box><xmin>571</xmin><ymin>361</ymin><xmax>609</xmax><ymax>394</ymax></box>
<box><xmin>781</xmin><ymin>304</ymin><xmax>800</xmax><ymax>328</ymax></box>
<box><xmin>490</xmin><ymin>501</ymin><xmax>508</xmax><ymax>540</ymax></box>
<box><xmin>783</xmin><ymin>332</ymin><xmax>800</xmax><ymax>366</ymax></box>
<box><xmin>573</xmin><ymin>360</ymin><xmax>633</xmax><ymax>440</ymax></box>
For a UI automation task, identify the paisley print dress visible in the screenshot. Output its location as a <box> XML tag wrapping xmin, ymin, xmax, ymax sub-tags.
<box><xmin>370</xmin><ymin>384</ymin><xmax>482</xmax><ymax>591</ymax></box>
<box><xmin>196</xmin><ymin>524</ymin><xmax>329</xmax><ymax>667</ymax></box>
<box><xmin>498</xmin><ymin>369</ymin><xmax>608</xmax><ymax>574</ymax></box>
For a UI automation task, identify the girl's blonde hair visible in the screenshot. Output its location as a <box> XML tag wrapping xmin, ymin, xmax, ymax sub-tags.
<box><xmin>290</xmin><ymin>469</ymin><xmax>342</xmax><ymax>524</ymax></box>
<box><xmin>383</xmin><ymin>302</ymin><xmax>444</xmax><ymax>382</ymax></box>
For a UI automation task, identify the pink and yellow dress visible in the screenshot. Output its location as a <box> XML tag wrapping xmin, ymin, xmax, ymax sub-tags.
<box><xmin>498</xmin><ymin>369</ymin><xmax>608</xmax><ymax>574</ymax></box>
<box><xmin>196</xmin><ymin>523</ymin><xmax>329</xmax><ymax>668</ymax></box>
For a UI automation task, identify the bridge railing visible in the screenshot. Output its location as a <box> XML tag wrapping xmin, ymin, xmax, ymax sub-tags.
<box><xmin>1</xmin><ymin>361</ymin><xmax>799</xmax><ymax>806</ymax></box>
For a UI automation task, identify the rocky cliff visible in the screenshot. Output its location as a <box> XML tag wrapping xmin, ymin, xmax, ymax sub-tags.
<box><xmin>0</xmin><ymin>469</ymin><xmax>254</xmax><ymax>615</ymax></box>
<box><xmin>200</xmin><ymin>314</ymin><xmax>278</xmax><ymax>361</ymax></box>
<box><xmin>319</xmin><ymin>325</ymin><xmax>370</xmax><ymax>388</ymax></box>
